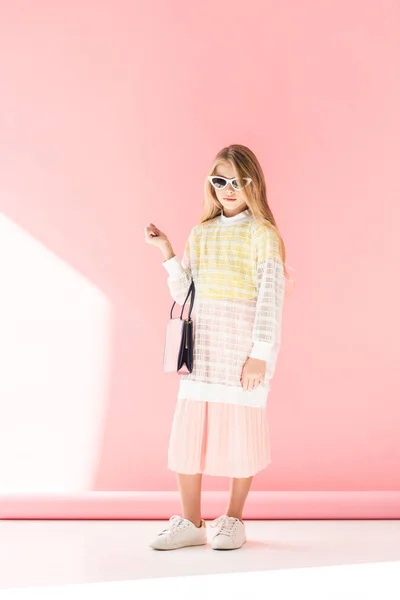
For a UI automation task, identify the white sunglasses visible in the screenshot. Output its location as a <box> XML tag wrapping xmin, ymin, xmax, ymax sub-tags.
<box><xmin>208</xmin><ymin>175</ymin><xmax>252</xmax><ymax>191</ymax></box>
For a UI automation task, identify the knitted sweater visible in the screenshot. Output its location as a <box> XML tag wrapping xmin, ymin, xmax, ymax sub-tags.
<box><xmin>162</xmin><ymin>208</ymin><xmax>285</xmax><ymax>408</ymax></box>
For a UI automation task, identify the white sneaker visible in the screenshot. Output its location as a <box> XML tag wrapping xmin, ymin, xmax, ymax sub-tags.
<box><xmin>149</xmin><ymin>515</ymin><xmax>207</xmax><ymax>550</ymax></box>
<box><xmin>210</xmin><ymin>515</ymin><xmax>246</xmax><ymax>550</ymax></box>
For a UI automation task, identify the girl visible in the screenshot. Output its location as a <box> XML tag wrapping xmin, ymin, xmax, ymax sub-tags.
<box><xmin>144</xmin><ymin>144</ymin><xmax>293</xmax><ymax>551</ymax></box>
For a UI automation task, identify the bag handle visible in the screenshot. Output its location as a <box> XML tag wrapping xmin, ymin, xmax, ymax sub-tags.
<box><xmin>170</xmin><ymin>280</ymin><xmax>195</xmax><ymax>321</ymax></box>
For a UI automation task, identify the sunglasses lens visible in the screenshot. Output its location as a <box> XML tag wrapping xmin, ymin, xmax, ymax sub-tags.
<box><xmin>232</xmin><ymin>178</ymin><xmax>249</xmax><ymax>190</ymax></box>
<box><xmin>211</xmin><ymin>177</ymin><xmax>227</xmax><ymax>189</ymax></box>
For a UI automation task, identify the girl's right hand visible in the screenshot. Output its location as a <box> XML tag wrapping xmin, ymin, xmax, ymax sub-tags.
<box><xmin>144</xmin><ymin>223</ymin><xmax>170</xmax><ymax>249</ymax></box>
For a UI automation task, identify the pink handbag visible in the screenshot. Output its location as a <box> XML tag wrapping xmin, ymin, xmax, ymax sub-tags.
<box><xmin>163</xmin><ymin>280</ymin><xmax>195</xmax><ymax>374</ymax></box>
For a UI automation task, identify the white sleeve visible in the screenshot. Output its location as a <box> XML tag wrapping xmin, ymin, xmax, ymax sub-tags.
<box><xmin>162</xmin><ymin>231</ymin><xmax>193</xmax><ymax>306</ymax></box>
<box><xmin>249</xmin><ymin>230</ymin><xmax>285</xmax><ymax>363</ymax></box>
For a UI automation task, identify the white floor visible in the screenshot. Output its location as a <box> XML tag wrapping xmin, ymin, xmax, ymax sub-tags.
<box><xmin>0</xmin><ymin>519</ymin><xmax>399</xmax><ymax>596</ymax></box>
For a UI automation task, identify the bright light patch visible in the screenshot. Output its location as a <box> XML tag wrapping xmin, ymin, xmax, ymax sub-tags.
<box><xmin>0</xmin><ymin>214</ymin><xmax>112</xmax><ymax>492</ymax></box>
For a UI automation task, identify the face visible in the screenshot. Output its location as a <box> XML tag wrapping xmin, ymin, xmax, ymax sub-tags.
<box><xmin>212</xmin><ymin>161</ymin><xmax>249</xmax><ymax>216</ymax></box>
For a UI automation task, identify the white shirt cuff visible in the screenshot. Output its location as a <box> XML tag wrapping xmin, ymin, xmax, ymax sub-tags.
<box><xmin>249</xmin><ymin>341</ymin><xmax>279</xmax><ymax>363</ymax></box>
<box><xmin>162</xmin><ymin>255</ymin><xmax>186</xmax><ymax>278</ymax></box>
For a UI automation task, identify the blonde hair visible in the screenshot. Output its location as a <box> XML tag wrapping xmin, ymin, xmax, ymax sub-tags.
<box><xmin>199</xmin><ymin>144</ymin><xmax>295</xmax><ymax>294</ymax></box>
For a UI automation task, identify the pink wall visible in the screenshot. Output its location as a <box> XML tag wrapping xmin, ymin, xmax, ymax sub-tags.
<box><xmin>0</xmin><ymin>0</ymin><xmax>399</xmax><ymax>501</ymax></box>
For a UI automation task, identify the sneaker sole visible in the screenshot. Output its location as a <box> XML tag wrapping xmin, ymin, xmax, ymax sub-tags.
<box><xmin>211</xmin><ymin>539</ymin><xmax>246</xmax><ymax>550</ymax></box>
<box><xmin>149</xmin><ymin>539</ymin><xmax>207</xmax><ymax>550</ymax></box>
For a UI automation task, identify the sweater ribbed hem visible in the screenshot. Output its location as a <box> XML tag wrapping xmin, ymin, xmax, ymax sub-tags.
<box><xmin>177</xmin><ymin>378</ymin><xmax>270</xmax><ymax>408</ymax></box>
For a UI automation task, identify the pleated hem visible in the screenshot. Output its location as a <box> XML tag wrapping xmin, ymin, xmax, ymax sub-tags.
<box><xmin>167</xmin><ymin>458</ymin><xmax>272</xmax><ymax>478</ymax></box>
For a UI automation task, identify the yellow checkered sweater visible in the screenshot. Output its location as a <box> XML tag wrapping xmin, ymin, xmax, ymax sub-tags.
<box><xmin>162</xmin><ymin>208</ymin><xmax>285</xmax><ymax>408</ymax></box>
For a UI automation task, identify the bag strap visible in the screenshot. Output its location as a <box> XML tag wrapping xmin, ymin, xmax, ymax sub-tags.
<box><xmin>170</xmin><ymin>279</ymin><xmax>195</xmax><ymax>320</ymax></box>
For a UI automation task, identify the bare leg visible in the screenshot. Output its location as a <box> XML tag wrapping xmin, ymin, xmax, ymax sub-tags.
<box><xmin>225</xmin><ymin>476</ymin><xmax>253</xmax><ymax>522</ymax></box>
<box><xmin>176</xmin><ymin>473</ymin><xmax>203</xmax><ymax>527</ymax></box>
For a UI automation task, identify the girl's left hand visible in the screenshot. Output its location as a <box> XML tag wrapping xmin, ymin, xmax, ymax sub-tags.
<box><xmin>240</xmin><ymin>357</ymin><xmax>266</xmax><ymax>391</ymax></box>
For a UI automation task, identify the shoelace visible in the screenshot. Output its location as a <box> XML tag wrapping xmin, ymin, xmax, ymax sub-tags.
<box><xmin>158</xmin><ymin>515</ymin><xmax>187</xmax><ymax>537</ymax></box>
<box><xmin>210</xmin><ymin>515</ymin><xmax>238</xmax><ymax>537</ymax></box>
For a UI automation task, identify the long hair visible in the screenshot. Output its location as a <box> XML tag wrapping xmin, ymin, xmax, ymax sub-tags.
<box><xmin>200</xmin><ymin>144</ymin><xmax>295</xmax><ymax>293</ymax></box>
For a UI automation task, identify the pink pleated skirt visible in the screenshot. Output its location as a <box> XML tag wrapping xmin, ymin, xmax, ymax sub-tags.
<box><xmin>167</xmin><ymin>397</ymin><xmax>271</xmax><ymax>478</ymax></box>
